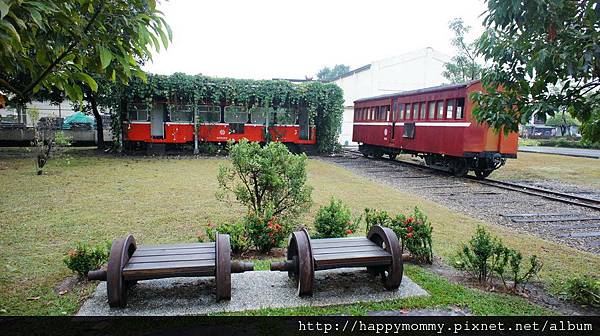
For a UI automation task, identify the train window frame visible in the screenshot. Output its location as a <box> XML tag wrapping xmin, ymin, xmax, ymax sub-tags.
<box><xmin>392</xmin><ymin>101</ymin><xmax>398</xmax><ymax>119</ymax></box>
<box><xmin>419</xmin><ymin>102</ymin><xmax>426</xmax><ymax>120</ymax></box>
<box><xmin>436</xmin><ymin>100</ymin><xmax>444</xmax><ymax>119</ymax></box>
<box><xmin>428</xmin><ymin>101</ymin><xmax>436</xmax><ymax>120</ymax></box>
<box><xmin>169</xmin><ymin>104</ymin><xmax>194</xmax><ymax>122</ymax></box>
<box><xmin>455</xmin><ymin>98</ymin><xmax>465</xmax><ymax>120</ymax></box>
<box><xmin>397</xmin><ymin>103</ymin><xmax>404</xmax><ymax>120</ymax></box>
<box><xmin>446</xmin><ymin>99</ymin><xmax>455</xmax><ymax>119</ymax></box>
<box><xmin>197</xmin><ymin>105</ymin><xmax>221</xmax><ymax>123</ymax></box>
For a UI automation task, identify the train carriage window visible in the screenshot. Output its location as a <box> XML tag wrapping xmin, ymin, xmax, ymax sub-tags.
<box><xmin>249</xmin><ymin>106</ymin><xmax>273</xmax><ymax>124</ymax></box>
<box><xmin>455</xmin><ymin>98</ymin><xmax>465</xmax><ymax>119</ymax></box>
<box><xmin>224</xmin><ymin>106</ymin><xmax>249</xmax><ymax>123</ymax></box>
<box><xmin>428</xmin><ymin>102</ymin><xmax>436</xmax><ymax>119</ymax></box>
<box><xmin>437</xmin><ymin>100</ymin><xmax>444</xmax><ymax>119</ymax></box>
<box><xmin>407</xmin><ymin>103</ymin><xmax>415</xmax><ymax>120</ymax></box>
<box><xmin>397</xmin><ymin>103</ymin><xmax>404</xmax><ymax>120</ymax></box>
<box><xmin>128</xmin><ymin>103</ymin><xmax>149</xmax><ymax>121</ymax></box>
<box><xmin>274</xmin><ymin>107</ymin><xmax>297</xmax><ymax>125</ymax></box>
<box><xmin>446</xmin><ymin>99</ymin><xmax>455</xmax><ymax>119</ymax></box>
<box><xmin>419</xmin><ymin>102</ymin><xmax>426</xmax><ymax>120</ymax></box>
<box><xmin>197</xmin><ymin>105</ymin><xmax>221</xmax><ymax>123</ymax></box>
<box><xmin>392</xmin><ymin>101</ymin><xmax>398</xmax><ymax>118</ymax></box>
<box><xmin>169</xmin><ymin>104</ymin><xmax>193</xmax><ymax>122</ymax></box>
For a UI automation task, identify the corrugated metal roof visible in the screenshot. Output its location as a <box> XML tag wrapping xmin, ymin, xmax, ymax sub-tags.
<box><xmin>354</xmin><ymin>80</ymin><xmax>479</xmax><ymax>103</ymax></box>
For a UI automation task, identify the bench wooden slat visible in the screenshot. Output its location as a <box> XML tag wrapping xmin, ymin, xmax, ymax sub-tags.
<box><xmin>311</xmin><ymin>238</ymin><xmax>375</xmax><ymax>248</ymax></box>
<box><xmin>132</xmin><ymin>247</ymin><xmax>215</xmax><ymax>257</ymax></box>
<box><xmin>312</xmin><ymin>244</ymin><xmax>383</xmax><ymax>255</ymax></box>
<box><xmin>311</xmin><ymin>237</ymin><xmax>369</xmax><ymax>244</ymax></box>
<box><xmin>122</xmin><ymin>259</ymin><xmax>215</xmax><ymax>280</ymax></box>
<box><xmin>128</xmin><ymin>253</ymin><xmax>215</xmax><ymax>264</ymax></box>
<box><xmin>313</xmin><ymin>250</ymin><xmax>391</xmax><ymax>270</ymax></box>
<box><xmin>137</xmin><ymin>242</ymin><xmax>215</xmax><ymax>251</ymax></box>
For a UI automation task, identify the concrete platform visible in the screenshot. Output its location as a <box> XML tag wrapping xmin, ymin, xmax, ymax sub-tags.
<box><xmin>77</xmin><ymin>268</ymin><xmax>428</xmax><ymax>316</ymax></box>
<box><xmin>519</xmin><ymin>146</ymin><xmax>600</xmax><ymax>159</ymax></box>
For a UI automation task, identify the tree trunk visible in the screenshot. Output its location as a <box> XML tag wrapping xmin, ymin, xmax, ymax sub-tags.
<box><xmin>89</xmin><ymin>92</ymin><xmax>105</xmax><ymax>150</ymax></box>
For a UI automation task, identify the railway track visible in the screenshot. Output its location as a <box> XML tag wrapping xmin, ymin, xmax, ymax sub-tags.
<box><xmin>341</xmin><ymin>148</ymin><xmax>600</xmax><ymax>212</ymax></box>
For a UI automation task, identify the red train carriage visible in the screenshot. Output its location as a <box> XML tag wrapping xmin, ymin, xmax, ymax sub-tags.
<box><xmin>352</xmin><ymin>80</ymin><xmax>518</xmax><ymax>178</ymax></box>
<box><xmin>123</xmin><ymin>102</ymin><xmax>316</xmax><ymax>150</ymax></box>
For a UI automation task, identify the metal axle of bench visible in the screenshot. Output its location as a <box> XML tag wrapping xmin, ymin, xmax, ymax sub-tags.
<box><xmin>270</xmin><ymin>225</ymin><xmax>403</xmax><ymax>296</ymax></box>
<box><xmin>87</xmin><ymin>233</ymin><xmax>253</xmax><ymax>308</ymax></box>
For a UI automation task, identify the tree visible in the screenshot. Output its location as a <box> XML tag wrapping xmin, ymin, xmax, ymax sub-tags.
<box><xmin>316</xmin><ymin>64</ymin><xmax>350</xmax><ymax>81</ymax></box>
<box><xmin>217</xmin><ymin>140</ymin><xmax>313</xmax><ymax>220</ymax></box>
<box><xmin>546</xmin><ymin>111</ymin><xmax>581</xmax><ymax>137</ymax></box>
<box><xmin>0</xmin><ymin>0</ymin><xmax>171</xmax><ymax>127</ymax></box>
<box><xmin>472</xmin><ymin>0</ymin><xmax>600</xmax><ymax>143</ymax></box>
<box><xmin>442</xmin><ymin>18</ymin><xmax>483</xmax><ymax>84</ymax></box>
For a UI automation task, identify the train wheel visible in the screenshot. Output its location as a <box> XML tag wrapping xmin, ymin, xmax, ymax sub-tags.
<box><xmin>475</xmin><ymin>169</ymin><xmax>493</xmax><ymax>179</ymax></box>
<box><xmin>388</xmin><ymin>153</ymin><xmax>397</xmax><ymax>160</ymax></box>
<box><xmin>450</xmin><ymin>158</ymin><xmax>468</xmax><ymax>177</ymax></box>
<box><xmin>373</xmin><ymin>151</ymin><xmax>383</xmax><ymax>159</ymax></box>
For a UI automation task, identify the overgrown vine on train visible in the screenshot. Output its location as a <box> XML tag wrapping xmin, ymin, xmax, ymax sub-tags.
<box><xmin>114</xmin><ymin>73</ymin><xmax>345</xmax><ymax>153</ymax></box>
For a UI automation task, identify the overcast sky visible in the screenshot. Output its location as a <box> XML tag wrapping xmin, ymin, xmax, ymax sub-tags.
<box><xmin>143</xmin><ymin>0</ymin><xmax>488</xmax><ymax>80</ymax></box>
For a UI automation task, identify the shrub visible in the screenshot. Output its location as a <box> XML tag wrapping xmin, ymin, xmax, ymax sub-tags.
<box><xmin>565</xmin><ymin>276</ymin><xmax>600</xmax><ymax>307</ymax></box>
<box><xmin>455</xmin><ymin>226</ymin><xmax>542</xmax><ymax>290</ymax></box>
<box><xmin>363</xmin><ymin>208</ymin><xmax>391</xmax><ymax>233</ymax></box>
<box><xmin>245</xmin><ymin>208</ymin><xmax>289</xmax><ymax>253</ymax></box>
<box><xmin>200</xmin><ymin>220</ymin><xmax>250</xmax><ymax>254</ymax></box>
<box><xmin>198</xmin><ymin>142</ymin><xmax>219</xmax><ymax>155</ymax></box>
<box><xmin>314</xmin><ymin>197</ymin><xmax>357</xmax><ymax>238</ymax></box>
<box><xmin>390</xmin><ymin>207</ymin><xmax>434</xmax><ymax>264</ymax></box>
<box><xmin>63</xmin><ymin>242</ymin><xmax>109</xmax><ymax>278</ymax></box>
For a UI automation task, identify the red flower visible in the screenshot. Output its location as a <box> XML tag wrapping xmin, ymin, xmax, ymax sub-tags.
<box><xmin>346</xmin><ymin>229</ymin><xmax>353</xmax><ymax>235</ymax></box>
<box><xmin>407</xmin><ymin>226</ymin><xmax>413</xmax><ymax>233</ymax></box>
<box><xmin>406</xmin><ymin>232</ymin><xmax>414</xmax><ymax>239</ymax></box>
<box><xmin>405</xmin><ymin>217</ymin><xmax>414</xmax><ymax>225</ymax></box>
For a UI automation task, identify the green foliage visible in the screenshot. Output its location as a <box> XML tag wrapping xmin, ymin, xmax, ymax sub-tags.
<box><xmin>313</xmin><ymin>197</ymin><xmax>357</xmax><ymax>238</ymax></box>
<box><xmin>363</xmin><ymin>208</ymin><xmax>392</xmax><ymax>233</ymax></box>
<box><xmin>442</xmin><ymin>18</ymin><xmax>483</xmax><ymax>84</ymax></box>
<box><xmin>63</xmin><ymin>242</ymin><xmax>109</xmax><ymax>278</ymax></box>
<box><xmin>390</xmin><ymin>207</ymin><xmax>434</xmax><ymax>264</ymax></box>
<box><xmin>245</xmin><ymin>207</ymin><xmax>289</xmax><ymax>253</ymax></box>
<box><xmin>217</xmin><ymin>139</ymin><xmax>312</xmax><ymax>219</ymax></box>
<box><xmin>200</xmin><ymin>220</ymin><xmax>250</xmax><ymax>254</ymax></box>
<box><xmin>316</xmin><ymin>64</ymin><xmax>350</xmax><ymax>81</ymax></box>
<box><xmin>455</xmin><ymin>226</ymin><xmax>542</xmax><ymax>291</ymax></box>
<box><xmin>564</xmin><ymin>275</ymin><xmax>600</xmax><ymax>308</ymax></box>
<box><xmin>198</xmin><ymin>141</ymin><xmax>219</xmax><ymax>155</ymax></box>
<box><xmin>119</xmin><ymin>73</ymin><xmax>345</xmax><ymax>153</ymax></box>
<box><xmin>538</xmin><ymin>138</ymin><xmax>600</xmax><ymax>149</ymax></box>
<box><xmin>545</xmin><ymin>111</ymin><xmax>581</xmax><ymax>127</ymax></box>
<box><xmin>473</xmin><ymin>0</ymin><xmax>600</xmax><ymax>142</ymax></box>
<box><xmin>0</xmin><ymin>0</ymin><xmax>171</xmax><ymax>104</ymax></box>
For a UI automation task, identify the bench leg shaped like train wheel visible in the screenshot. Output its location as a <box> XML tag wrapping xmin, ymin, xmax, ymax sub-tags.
<box><xmin>215</xmin><ymin>233</ymin><xmax>232</xmax><ymax>301</ymax></box>
<box><xmin>107</xmin><ymin>235</ymin><xmax>137</xmax><ymax>308</ymax></box>
<box><xmin>367</xmin><ymin>225</ymin><xmax>403</xmax><ymax>290</ymax></box>
<box><xmin>287</xmin><ymin>229</ymin><xmax>314</xmax><ymax>296</ymax></box>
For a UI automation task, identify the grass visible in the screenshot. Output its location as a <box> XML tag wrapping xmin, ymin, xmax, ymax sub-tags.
<box><xmin>494</xmin><ymin>152</ymin><xmax>600</xmax><ymax>188</ymax></box>
<box><xmin>217</xmin><ymin>264</ymin><xmax>552</xmax><ymax>316</ymax></box>
<box><xmin>1</xmin><ymin>151</ymin><xmax>599</xmax><ymax>315</ymax></box>
<box><xmin>518</xmin><ymin>138</ymin><xmax>541</xmax><ymax>147</ymax></box>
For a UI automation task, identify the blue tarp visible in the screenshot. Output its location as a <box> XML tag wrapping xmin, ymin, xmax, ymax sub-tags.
<box><xmin>62</xmin><ymin>112</ymin><xmax>95</xmax><ymax>129</ymax></box>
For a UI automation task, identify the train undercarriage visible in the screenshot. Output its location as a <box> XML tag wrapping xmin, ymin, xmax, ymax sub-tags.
<box><xmin>358</xmin><ymin>144</ymin><xmax>507</xmax><ymax>179</ymax></box>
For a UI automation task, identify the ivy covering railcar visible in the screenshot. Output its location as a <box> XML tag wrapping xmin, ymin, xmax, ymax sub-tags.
<box><xmin>116</xmin><ymin>73</ymin><xmax>344</xmax><ymax>153</ymax></box>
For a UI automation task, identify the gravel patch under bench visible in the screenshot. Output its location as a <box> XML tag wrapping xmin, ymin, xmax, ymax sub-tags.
<box><xmin>77</xmin><ymin>269</ymin><xmax>428</xmax><ymax>316</ymax></box>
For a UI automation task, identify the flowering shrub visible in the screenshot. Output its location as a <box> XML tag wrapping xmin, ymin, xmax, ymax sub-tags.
<box><xmin>201</xmin><ymin>220</ymin><xmax>250</xmax><ymax>254</ymax></box>
<box><xmin>390</xmin><ymin>207</ymin><xmax>433</xmax><ymax>264</ymax></box>
<box><xmin>363</xmin><ymin>208</ymin><xmax>391</xmax><ymax>234</ymax></box>
<box><xmin>314</xmin><ymin>197</ymin><xmax>357</xmax><ymax>238</ymax></box>
<box><xmin>245</xmin><ymin>208</ymin><xmax>289</xmax><ymax>252</ymax></box>
<box><xmin>63</xmin><ymin>242</ymin><xmax>109</xmax><ymax>278</ymax></box>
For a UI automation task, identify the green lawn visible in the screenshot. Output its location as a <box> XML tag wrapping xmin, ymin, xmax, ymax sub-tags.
<box><xmin>1</xmin><ymin>152</ymin><xmax>598</xmax><ymax>315</ymax></box>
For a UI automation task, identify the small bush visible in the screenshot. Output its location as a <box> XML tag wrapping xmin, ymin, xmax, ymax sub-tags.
<box><xmin>565</xmin><ymin>276</ymin><xmax>600</xmax><ymax>307</ymax></box>
<box><xmin>391</xmin><ymin>207</ymin><xmax>434</xmax><ymax>264</ymax></box>
<box><xmin>198</xmin><ymin>142</ymin><xmax>219</xmax><ymax>155</ymax></box>
<box><xmin>363</xmin><ymin>208</ymin><xmax>391</xmax><ymax>233</ymax></box>
<box><xmin>245</xmin><ymin>208</ymin><xmax>290</xmax><ymax>253</ymax></box>
<box><xmin>455</xmin><ymin>226</ymin><xmax>542</xmax><ymax>290</ymax></box>
<box><xmin>314</xmin><ymin>197</ymin><xmax>357</xmax><ymax>238</ymax></box>
<box><xmin>200</xmin><ymin>220</ymin><xmax>250</xmax><ymax>254</ymax></box>
<box><xmin>63</xmin><ymin>242</ymin><xmax>109</xmax><ymax>278</ymax></box>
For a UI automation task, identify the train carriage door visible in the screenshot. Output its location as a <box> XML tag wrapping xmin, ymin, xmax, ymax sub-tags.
<box><xmin>388</xmin><ymin>101</ymin><xmax>396</xmax><ymax>144</ymax></box>
<box><xmin>298</xmin><ymin>107</ymin><xmax>310</xmax><ymax>140</ymax></box>
<box><xmin>151</xmin><ymin>103</ymin><xmax>165</xmax><ymax>138</ymax></box>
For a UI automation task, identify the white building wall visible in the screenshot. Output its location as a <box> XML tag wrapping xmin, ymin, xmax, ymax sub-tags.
<box><xmin>0</xmin><ymin>101</ymin><xmax>76</xmax><ymax>127</ymax></box>
<box><xmin>335</xmin><ymin>47</ymin><xmax>450</xmax><ymax>145</ymax></box>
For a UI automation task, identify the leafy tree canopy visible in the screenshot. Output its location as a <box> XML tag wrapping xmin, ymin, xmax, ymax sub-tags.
<box><xmin>316</xmin><ymin>64</ymin><xmax>350</xmax><ymax>81</ymax></box>
<box><xmin>442</xmin><ymin>18</ymin><xmax>483</xmax><ymax>84</ymax></box>
<box><xmin>472</xmin><ymin>0</ymin><xmax>600</xmax><ymax>142</ymax></box>
<box><xmin>0</xmin><ymin>0</ymin><xmax>171</xmax><ymax>104</ymax></box>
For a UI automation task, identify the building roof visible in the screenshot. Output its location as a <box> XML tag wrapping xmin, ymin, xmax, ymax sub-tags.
<box><xmin>325</xmin><ymin>64</ymin><xmax>372</xmax><ymax>83</ymax></box>
<box><xmin>354</xmin><ymin>80</ymin><xmax>479</xmax><ymax>103</ymax></box>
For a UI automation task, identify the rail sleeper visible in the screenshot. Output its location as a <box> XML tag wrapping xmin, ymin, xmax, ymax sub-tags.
<box><xmin>87</xmin><ymin>233</ymin><xmax>254</xmax><ymax>308</ymax></box>
<box><xmin>270</xmin><ymin>225</ymin><xmax>403</xmax><ymax>296</ymax></box>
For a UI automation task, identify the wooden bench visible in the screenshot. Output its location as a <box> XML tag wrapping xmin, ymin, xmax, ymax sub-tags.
<box><xmin>87</xmin><ymin>233</ymin><xmax>254</xmax><ymax>307</ymax></box>
<box><xmin>270</xmin><ymin>225</ymin><xmax>403</xmax><ymax>296</ymax></box>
